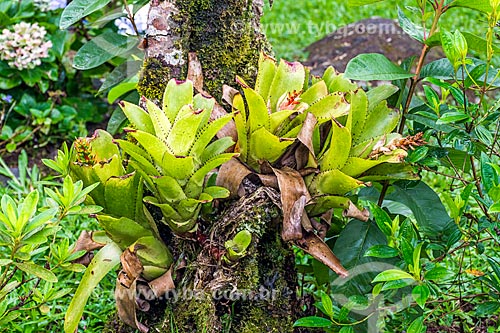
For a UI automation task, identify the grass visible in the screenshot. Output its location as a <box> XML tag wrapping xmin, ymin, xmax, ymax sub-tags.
<box><xmin>262</xmin><ymin>0</ymin><xmax>486</xmax><ymax>61</ymax></box>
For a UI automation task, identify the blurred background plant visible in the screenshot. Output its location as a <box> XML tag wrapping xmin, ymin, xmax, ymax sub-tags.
<box><xmin>0</xmin><ymin>0</ymin><xmax>149</xmax><ymax>155</ymax></box>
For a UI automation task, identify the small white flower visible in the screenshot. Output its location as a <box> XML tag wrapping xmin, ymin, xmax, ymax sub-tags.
<box><xmin>0</xmin><ymin>22</ymin><xmax>52</xmax><ymax>70</ymax></box>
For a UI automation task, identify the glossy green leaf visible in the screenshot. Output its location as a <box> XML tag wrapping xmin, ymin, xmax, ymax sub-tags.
<box><xmin>119</xmin><ymin>101</ymin><xmax>155</xmax><ymax>134</ymax></box>
<box><xmin>481</xmin><ymin>152</ymin><xmax>497</xmax><ymax>195</ymax></box>
<box><xmin>345</xmin><ymin>53</ymin><xmax>414</xmax><ymax>81</ymax></box>
<box><xmin>367</xmin><ymin>202</ymin><xmax>392</xmax><ymax>237</ymax></box>
<box><xmin>356</xmin><ymin>101</ymin><xmax>400</xmax><ymax>143</ymax></box>
<box><xmin>73</xmin><ymin>31</ymin><xmax>138</xmax><ymax>70</ymax></box>
<box><xmin>476</xmin><ymin>301</ymin><xmax>500</xmax><ymax>316</ymax></box>
<box><xmin>366</xmin><ymin>84</ymin><xmax>399</xmax><ymax>112</ymax></box>
<box><xmin>167</xmin><ymin>106</ymin><xmax>207</xmax><ymax>156</ymax></box>
<box><xmin>436</xmin><ymin>111</ymin><xmax>471</xmax><ymax>124</ymax></box>
<box><xmin>249</xmin><ymin>127</ymin><xmax>294</xmax><ymax>166</ymax></box>
<box><xmin>420</xmin><ymin>58</ymin><xmax>455</xmax><ymax>80</ymax></box>
<box><xmin>311</xmin><ymin>169</ymin><xmax>363</xmax><ymax>196</ymax></box>
<box><xmin>407</xmin><ymin>316</ymin><xmax>426</xmax><ymax>333</ymax></box>
<box><xmin>268</xmin><ymin>60</ymin><xmax>305</xmax><ymax>112</ymax></box>
<box><xmin>412</xmin><ymin>284</ymin><xmax>430</xmax><ymax>308</ymax></box>
<box><xmin>242</xmin><ymin>86</ymin><xmax>270</xmax><ymax>133</ymax></box>
<box><xmin>333</xmin><ymin>219</ymin><xmax>389</xmax><ymax>296</ymax></box>
<box><xmin>424</xmin><ymin>266</ymin><xmax>453</xmax><ymax>281</ymax></box>
<box><xmin>307</xmin><ymin>93</ymin><xmax>351</xmax><ymax>122</ymax></box>
<box><xmin>397</xmin><ymin>7</ymin><xmax>424</xmax><ymax>43</ymax></box>
<box><xmin>60</xmin><ymin>0</ymin><xmax>112</xmax><ymax>29</ymax></box>
<box><xmin>300</xmin><ymin>80</ymin><xmax>328</xmax><ymax>104</ymax></box>
<box><xmin>163</xmin><ymin>80</ymin><xmax>194</xmax><ymax>123</ymax></box>
<box><xmin>306</xmin><ymin>195</ymin><xmax>351</xmax><ymax>216</ymax></box>
<box><xmin>145</xmin><ymin>98</ymin><xmax>171</xmax><ymax>141</ymax></box>
<box><xmin>451</xmin><ymin>0</ymin><xmax>492</xmax><ymax>13</ymax></box>
<box><xmin>320</xmin><ymin>120</ymin><xmax>351</xmax><ymax>171</ymax></box>
<box><xmin>364</xmin><ymin>245</ymin><xmax>399</xmax><ymax>258</ymax></box>
<box><xmin>322</xmin><ymin>66</ymin><xmax>358</xmax><ymax>93</ymax></box>
<box><xmin>293</xmin><ymin>316</ymin><xmax>332</xmax><ymax>328</ymax></box>
<box><xmin>64</xmin><ymin>243</ymin><xmax>121</xmax><ymax>333</ymax></box>
<box><xmin>200</xmin><ymin>137</ymin><xmax>235</xmax><ymax>163</ymax></box>
<box><xmin>189</xmin><ymin>114</ymin><xmax>234</xmax><ymax>160</ymax></box>
<box><xmin>387</xmin><ymin>181</ymin><xmax>459</xmax><ymax>240</ymax></box>
<box><xmin>372</xmin><ymin>269</ymin><xmax>415</xmax><ymax>282</ymax></box>
<box><xmin>320</xmin><ymin>291</ymin><xmax>334</xmax><ymax>317</ymax></box>
<box><xmin>255</xmin><ymin>52</ymin><xmax>276</xmax><ymax>100</ymax></box>
<box><xmin>96</xmin><ymin>215</ymin><xmax>152</xmax><ymax>249</ymax></box>
<box><xmin>98</xmin><ymin>60</ymin><xmax>142</xmax><ymax>94</ymax></box>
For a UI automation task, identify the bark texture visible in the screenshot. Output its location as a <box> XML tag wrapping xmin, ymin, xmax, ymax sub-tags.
<box><xmin>137</xmin><ymin>0</ymin><xmax>270</xmax><ymax>101</ymax></box>
<box><xmin>104</xmin><ymin>187</ymin><xmax>311</xmax><ymax>332</ymax></box>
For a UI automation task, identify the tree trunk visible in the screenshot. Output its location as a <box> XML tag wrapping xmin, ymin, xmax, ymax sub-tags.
<box><xmin>137</xmin><ymin>0</ymin><xmax>270</xmax><ymax>101</ymax></box>
<box><xmin>104</xmin><ymin>1</ymin><xmax>312</xmax><ymax>332</ymax></box>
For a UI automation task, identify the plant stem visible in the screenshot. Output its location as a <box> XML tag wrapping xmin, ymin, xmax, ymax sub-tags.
<box><xmin>398</xmin><ymin>0</ymin><xmax>444</xmax><ymax>135</ymax></box>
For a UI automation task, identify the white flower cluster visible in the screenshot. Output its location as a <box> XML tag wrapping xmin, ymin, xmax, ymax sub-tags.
<box><xmin>0</xmin><ymin>22</ymin><xmax>53</xmax><ymax>70</ymax></box>
<box><xmin>115</xmin><ymin>4</ymin><xmax>149</xmax><ymax>36</ymax></box>
<box><xmin>33</xmin><ymin>0</ymin><xmax>67</xmax><ymax>11</ymax></box>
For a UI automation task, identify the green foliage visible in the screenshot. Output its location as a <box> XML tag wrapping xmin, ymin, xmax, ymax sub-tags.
<box><xmin>224</xmin><ymin>230</ymin><xmax>252</xmax><ymax>262</ymax></box>
<box><xmin>0</xmin><ymin>152</ymin><xmax>112</xmax><ymax>332</ymax></box>
<box><xmin>0</xmin><ymin>0</ymin><xmax>109</xmax><ymax>151</ymax></box>
<box><xmin>119</xmin><ymin>79</ymin><xmax>236</xmax><ymax>233</ymax></box>
<box><xmin>295</xmin><ymin>0</ymin><xmax>500</xmax><ymax>332</ymax></box>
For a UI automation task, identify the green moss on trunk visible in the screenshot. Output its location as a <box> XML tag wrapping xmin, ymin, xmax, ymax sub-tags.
<box><xmin>137</xmin><ymin>0</ymin><xmax>270</xmax><ymax>101</ymax></box>
<box><xmin>153</xmin><ymin>188</ymin><xmax>298</xmax><ymax>333</ymax></box>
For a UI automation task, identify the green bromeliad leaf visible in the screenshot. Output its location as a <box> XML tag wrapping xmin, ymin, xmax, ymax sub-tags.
<box><xmin>118</xmin><ymin>79</ymin><xmax>237</xmax><ymax>234</ymax></box>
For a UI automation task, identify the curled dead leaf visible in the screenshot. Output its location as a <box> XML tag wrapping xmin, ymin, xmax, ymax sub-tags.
<box><xmin>343</xmin><ymin>201</ymin><xmax>369</xmax><ymax>222</ymax></box>
<box><xmin>73</xmin><ymin>230</ymin><xmax>106</xmax><ymax>253</ymax></box>
<box><xmin>119</xmin><ymin>249</ymin><xmax>144</xmax><ymax>289</ymax></box>
<box><xmin>115</xmin><ymin>279</ymin><xmax>149</xmax><ymax>333</ymax></box>
<box><xmin>71</xmin><ymin>230</ymin><xmax>106</xmax><ymax>266</ymax></box>
<box><xmin>297</xmin><ymin>232</ymin><xmax>349</xmax><ymax>278</ymax></box>
<box><xmin>216</xmin><ymin>158</ymin><xmax>253</xmax><ymax>197</ymax></box>
<box><xmin>271</xmin><ymin>166</ymin><xmax>311</xmax><ymax>241</ymax></box>
<box><xmin>148</xmin><ymin>266</ymin><xmax>175</xmax><ymax>298</ymax></box>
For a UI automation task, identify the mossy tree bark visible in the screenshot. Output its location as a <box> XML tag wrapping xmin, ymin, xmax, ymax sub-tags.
<box><xmin>137</xmin><ymin>0</ymin><xmax>270</xmax><ymax>101</ymax></box>
<box><xmin>105</xmin><ymin>1</ymin><xmax>312</xmax><ymax>332</ymax></box>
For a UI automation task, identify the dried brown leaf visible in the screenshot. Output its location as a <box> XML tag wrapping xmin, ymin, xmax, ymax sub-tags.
<box><xmin>297</xmin><ymin>112</ymin><xmax>317</xmax><ymax>160</ymax></box>
<box><xmin>119</xmin><ymin>249</ymin><xmax>144</xmax><ymax>289</ymax></box>
<box><xmin>342</xmin><ymin>201</ymin><xmax>369</xmax><ymax>222</ymax></box>
<box><xmin>148</xmin><ymin>266</ymin><xmax>175</xmax><ymax>298</ymax></box>
<box><xmin>297</xmin><ymin>232</ymin><xmax>349</xmax><ymax>278</ymax></box>
<box><xmin>115</xmin><ymin>279</ymin><xmax>149</xmax><ymax>333</ymax></box>
<box><xmin>73</xmin><ymin>230</ymin><xmax>105</xmax><ymax>253</ymax></box>
<box><xmin>216</xmin><ymin>158</ymin><xmax>252</xmax><ymax>197</ymax></box>
<box><xmin>272</xmin><ymin>166</ymin><xmax>311</xmax><ymax>241</ymax></box>
<box><xmin>71</xmin><ymin>231</ymin><xmax>105</xmax><ymax>266</ymax></box>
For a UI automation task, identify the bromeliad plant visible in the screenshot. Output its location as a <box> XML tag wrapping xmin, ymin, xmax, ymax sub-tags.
<box><xmin>45</xmin><ymin>131</ymin><xmax>174</xmax><ymax>333</ymax></box>
<box><xmin>218</xmin><ymin>53</ymin><xmax>420</xmax><ymax>276</ymax></box>
<box><xmin>48</xmin><ymin>78</ymin><xmax>238</xmax><ymax>332</ymax></box>
<box><xmin>49</xmin><ymin>53</ymin><xmax>419</xmax><ymax>331</ymax></box>
<box><xmin>117</xmin><ymin>78</ymin><xmax>237</xmax><ymax>233</ymax></box>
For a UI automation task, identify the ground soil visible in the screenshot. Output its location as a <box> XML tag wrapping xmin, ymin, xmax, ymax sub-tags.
<box><xmin>305</xmin><ymin>17</ymin><xmax>443</xmax><ymax>75</ymax></box>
